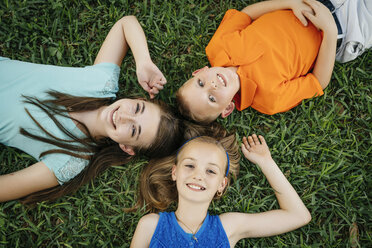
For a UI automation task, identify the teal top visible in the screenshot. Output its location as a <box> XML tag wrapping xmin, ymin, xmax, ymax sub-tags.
<box><xmin>0</xmin><ymin>57</ymin><xmax>120</xmax><ymax>184</ymax></box>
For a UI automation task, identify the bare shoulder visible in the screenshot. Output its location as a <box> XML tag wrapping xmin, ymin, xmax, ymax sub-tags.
<box><xmin>130</xmin><ymin>213</ymin><xmax>160</xmax><ymax>248</ymax></box>
<box><xmin>138</xmin><ymin>213</ymin><xmax>160</xmax><ymax>230</ymax></box>
<box><xmin>219</xmin><ymin>212</ymin><xmax>245</xmax><ymax>235</ymax></box>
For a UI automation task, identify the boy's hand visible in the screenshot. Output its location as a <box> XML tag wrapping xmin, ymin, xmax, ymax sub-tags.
<box><xmin>136</xmin><ymin>61</ymin><xmax>167</xmax><ymax>99</ymax></box>
<box><xmin>288</xmin><ymin>0</ymin><xmax>314</xmax><ymax>26</ymax></box>
<box><xmin>242</xmin><ymin>134</ymin><xmax>272</xmax><ymax>166</ymax></box>
<box><xmin>302</xmin><ymin>0</ymin><xmax>337</xmax><ymax>34</ymax></box>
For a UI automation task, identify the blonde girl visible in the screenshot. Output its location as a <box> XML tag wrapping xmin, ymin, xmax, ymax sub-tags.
<box><xmin>131</xmin><ymin>134</ymin><xmax>311</xmax><ymax>247</ymax></box>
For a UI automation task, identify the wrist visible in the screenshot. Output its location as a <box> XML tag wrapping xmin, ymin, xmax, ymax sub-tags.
<box><xmin>256</xmin><ymin>156</ymin><xmax>275</xmax><ymax>168</ymax></box>
<box><xmin>135</xmin><ymin>56</ymin><xmax>152</xmax><ymax>67</ymax></box>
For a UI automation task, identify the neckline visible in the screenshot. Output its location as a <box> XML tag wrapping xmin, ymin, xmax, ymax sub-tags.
<box><xmin>171</xmin><ymin>212</ymin><xmax>209</xmax><ymax>241</ymax></box>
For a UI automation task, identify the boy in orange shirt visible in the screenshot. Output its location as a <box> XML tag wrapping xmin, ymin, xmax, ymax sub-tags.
<box><xmin>176</xmin><ymin>0</ymin><xmax>339</xmax><ymax>124</ymax></box>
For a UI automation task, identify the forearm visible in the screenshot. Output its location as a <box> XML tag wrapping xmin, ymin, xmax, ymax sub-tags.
<box><xmin>0</xmin><ymin>162</ymin><xmax>58</xmax><ymax>202</ymax></box>
<box><xmin>311</xmin><ymin>31</ymin><xmax>337</xmax><ymax>89</ymax></box>
<box><xmin>241</xmin><ymin>0</ymin><xmax>292</xmax><ymax>20</ymax></box>
<box><xmin>121</xmin><ymin>16</ymin><xmax>152</xmax><ymax>65</ymax></box>
<box><xmin>259</xmin><ymin>158</ymin><xmax>310</xmax><ymax>218</ymax></box>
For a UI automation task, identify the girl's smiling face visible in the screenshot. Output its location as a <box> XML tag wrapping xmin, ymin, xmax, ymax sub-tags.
<box><xmin>101</xmin><ymin>98</ymin><xmax>161</xmax><ymax>151</ymax></box>
<box><xmin>172</xmin><ymin>139</ymin><xmax>228</xmax><ymax>203</ymax></box>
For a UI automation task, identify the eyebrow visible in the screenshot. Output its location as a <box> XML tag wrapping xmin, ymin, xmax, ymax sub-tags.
<box><xmin>136</xmin><ymin>102</ymin><xmax>145</xmax><ymax>141</ymax></box>
<box><xmin>181</xmin><ymin>158</ymin><xmax>222</xmax><ymax>169</ymax></box>
<box><xmin>207</xmin><ymin>163</ymin><xmax>221</xmax><ymax>170</ymax></box>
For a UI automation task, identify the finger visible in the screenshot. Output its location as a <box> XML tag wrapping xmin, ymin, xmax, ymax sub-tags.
<box><xmin>302</xmin><ymin>10</ymin><xmax>315</xmax><ymax>23</ymax></box>
<box><xmin>150</xmin><ymin>76</ymin><xmax>164</xmax><ymax>88</ymax></box>
<box><xmin>241</xmin><ymin>143</ymin><xmax>250</xmax><ymax>157</ymax></box>
<box><xmin>303</xmin><ymin>0</ymin><xmax>321</xmax><ymax>10</ymax></box>
<box><xmin>295</xmin><ymin>12</ymin><xmax>308</xmax><ymax>26</ymax></box>
<box><xmin>140</xmin><ymin>81</ymin><xmax>151</xmax><ymax>92</ymax></box>
<box><xmin>252</xmin><ymin>134</ymin><xmax>260</xmax><ymax>144</ymax></box>
<box><xmin>242</xmin><ymin>136</ymin><xmax>250</xmax><ymax>149</ymax></box>
<box><xmin>258</xmin><ymin>135</ymin><xmax>266</xmax><ymax>145</ymax></box>
<box><xmin>248</xmin><ymin>135</ymin><xmax>255</xmax><ymax>146</ymax></box>
<box><xmin>158</xmin><ymin>75</ymin><xmax>167</xmax><ymax>85</ymax></box>
<box><xmin>149</xmin><ymin>92</ymin><xmax>155</xmax><ymax>99</ymax></box>
<box><xmin>154</xmin><ymin>83</ymin><xmax>164</xmax><ymax>90</ymax></box>
<box><xmin>150</xmin><ymin>88</ymin><xmax>159</xmax><ymax>95</ymax></box>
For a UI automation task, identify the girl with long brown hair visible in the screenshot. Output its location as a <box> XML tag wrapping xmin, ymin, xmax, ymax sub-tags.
<box><xmin>0</xmin><ymin>16</ymin><xmax>181</xmax><ymax>203</ymax></box>
<box><xmin>131</xmin><ymin>134</ymin><xmax>311</xmax><ymax>247</ymax></box>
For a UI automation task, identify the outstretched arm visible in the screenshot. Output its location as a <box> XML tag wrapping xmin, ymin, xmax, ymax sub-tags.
<box><xmin>302</xmin><ymin>0</ymin><xmax>337</xmax><ymax>89</ymax></box>
<box><xmin>94</xmin><ymin>15</ymin><xmax>166</xmax><ymax>98</ymax></box>
<box><xmin>221</xmin><ymin>134</ymin><xmax>311</xmax><ymax>245</ymax></box>
<box><xmin>0</xmin><ymin>161</ymin><xmax>59</xmax><ymax>202</ymax></box>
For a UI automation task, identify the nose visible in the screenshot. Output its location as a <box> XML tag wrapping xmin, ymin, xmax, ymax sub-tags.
<box><xmin>193</xmin><ymin>168</ymin><xmax>205</xmax><ymax>181</ymax></box>
<box><xmin>118</xmin><ymin>111</ymin><xmax>135</xmax><ymax>123</ymax></box>
<box><xmin>209</xmin><ymin>81</ymin><xmax>217</xmax><ymax>89</ymax></box>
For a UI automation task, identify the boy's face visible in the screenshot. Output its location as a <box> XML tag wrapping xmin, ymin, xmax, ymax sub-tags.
<box><xmin>179</xmin><ymin>66</ymin><xmax>240</xmax><ymax>121</ymax></box>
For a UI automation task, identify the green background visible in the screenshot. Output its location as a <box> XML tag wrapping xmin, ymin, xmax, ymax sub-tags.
<box><xmin>0</xmin><ymin>0</ymin><xmax>371</xmax><ymax>247</ymax></box>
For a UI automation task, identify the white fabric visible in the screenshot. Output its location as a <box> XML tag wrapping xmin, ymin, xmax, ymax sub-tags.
<box><xmin>331</xmin><ymin>0</ymin><xmax>372</xmax><ymax>63</ymax></box>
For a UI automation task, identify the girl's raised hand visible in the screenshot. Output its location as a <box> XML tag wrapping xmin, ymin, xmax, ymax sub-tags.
<box><xmin>136</xmin><ymin>61</ymin><xmax>167</xmax><ymax>99</ymax></box>
<box><xmin>241</xmin><ymin>134</ymin><xmax>272</xmax><ymax>166</ymax></box>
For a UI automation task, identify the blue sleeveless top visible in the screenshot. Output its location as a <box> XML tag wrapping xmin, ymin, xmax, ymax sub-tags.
<box><xmin>150</xmin><ymin>212</ymin><xmax>230</xmax><ymax>248</ymax></box>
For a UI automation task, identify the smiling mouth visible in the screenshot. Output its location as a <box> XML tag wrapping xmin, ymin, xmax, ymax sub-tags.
<box><xmin>111</xmin><ymin>107</ymin><xmax>119</xmax><ymax>129</ymax></box>
<box><xmin>186</xmin><ymin>183</ymin><xmax>206</xmax><ymax>191</ymax></box>
<box><xmin>217</xmin><ymin>73</ymin><xmax>226</xmax><ymax>87</ymax></box>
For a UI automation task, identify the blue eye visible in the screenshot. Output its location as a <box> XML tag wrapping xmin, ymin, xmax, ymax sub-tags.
<box><xmin>198</xmin><ymin>79</ymin><xmax>204</xmax><ymax>87</ymax></box>
<box><xmin>209</xmin><ymin>95</ymin><xmax>216</xmax><ymax>102</ymax></box>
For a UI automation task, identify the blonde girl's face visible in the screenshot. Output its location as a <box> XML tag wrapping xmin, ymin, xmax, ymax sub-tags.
<box><xmin>172</xmin><ymin>140</ymin><xmax>228</xmax><ymax>203</ymax></box>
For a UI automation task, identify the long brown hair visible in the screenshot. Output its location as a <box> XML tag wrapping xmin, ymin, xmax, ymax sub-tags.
<box><xmin>132</xmin><ymin>128</ymin><xmax>240</xmax><ymax>213</ymax></box>
<box><xmin>19</xmin><ymin>91</ymin><xmax>182</xmax><ymax>204</ymax></box>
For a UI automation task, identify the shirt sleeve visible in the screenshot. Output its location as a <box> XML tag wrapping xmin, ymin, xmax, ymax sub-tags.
<box><xmin>253</xmin><ymin>73</ymin><xmax>324</xmax><ymax>115</ymax></box>
<box><xmin>206</xmin><ymin>9</ymin><xmax>252</xmax><ymax>67</ymax></box>
<box><xmin>42</xmin><ymin>154</ymin><xmax>88</xmax><ymax>185</ymax></box>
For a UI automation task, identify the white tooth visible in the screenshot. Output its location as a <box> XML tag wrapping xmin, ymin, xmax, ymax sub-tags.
<box><xmin>217</xmin><ymin>75</ymin><xmax>226</xmax><ymax>86</ymax></box>
<box><xmin>188</xmin><ymin>184</ymin><xmax>201</xmax><ymax>190</ymax></box>
<box><xmin>113</xmin><ymin>111</ymin><xmax>117</xmax><ymax>126</ymax></box>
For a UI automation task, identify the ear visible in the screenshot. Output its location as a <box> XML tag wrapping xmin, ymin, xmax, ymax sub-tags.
<box><xmin>119</xmin><ymin>144</ymin><xmax>135</xmax><ymax>156</ymax></box>
<box><xmin>221</xmin><ymin>102</ymin><xmax>235</xmax><ymax>118</ymax></box>
<box><xmin>192</xmin><ymin>66</ymin><xmax>209</xmax><ymax>76</ymax></box>
<box><xmin>171</xmin><ymin>165</ymin><xmax>177</xmax><ymax>181</ymax></box>
<box><xmin>218</xmin><ymin>177</ymin><xmax>228</xmax><ymax>193</ymax></box>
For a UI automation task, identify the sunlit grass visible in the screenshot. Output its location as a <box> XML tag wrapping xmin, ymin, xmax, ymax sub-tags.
<box><xmin>1</xmin><ymin>0</ymin><xmax>371</xmax><ymax>247</ymax></box>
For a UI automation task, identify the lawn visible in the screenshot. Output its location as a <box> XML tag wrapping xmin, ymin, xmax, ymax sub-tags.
<box><xmin>0</xmin><ymin>0</ymin><xmax>371</xmax><ymax>247</ymax></box>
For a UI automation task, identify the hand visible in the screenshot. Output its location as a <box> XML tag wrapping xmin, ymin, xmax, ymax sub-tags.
<box><xmin>301</xmin><ymin>0</ymin><xmax>337</xmax><ymax>34</ymax></box>
<box><xmin>241</xmin><ymin>134</ymin><xmax>272</xmax><ymax>166</ymax></box>
<box><xmin>136</xmin><ymin>61</ymin><xmax>167</xmax><ymax>99</ymax></box>
<box><xmin>288</xmin><ymin>0</ymin><xmax>315</xmax><ymax>26</ymax></box>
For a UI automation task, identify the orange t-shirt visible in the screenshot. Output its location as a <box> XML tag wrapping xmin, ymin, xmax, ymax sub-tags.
<box><xmin>206</xmin><ymin>9</ymin><xmax>324</xmax><ymax>115</ymax></box>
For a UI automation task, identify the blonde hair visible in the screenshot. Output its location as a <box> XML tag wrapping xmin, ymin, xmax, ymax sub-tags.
<box><xmin>131</xmin><ymin>131</ymin><xmax>240</xmax><ymax>213</ymax></box>
<box><xmin>176</xmin><ymin>86</ymin><xmax>217</xmax><ymax>125</ymax></box>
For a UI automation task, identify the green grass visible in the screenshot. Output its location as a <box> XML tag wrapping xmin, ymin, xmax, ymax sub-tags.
<box><xmin>0</xmin><ymin>0</ymin><xmax>371</xmax><ymax>247</ymax></box>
